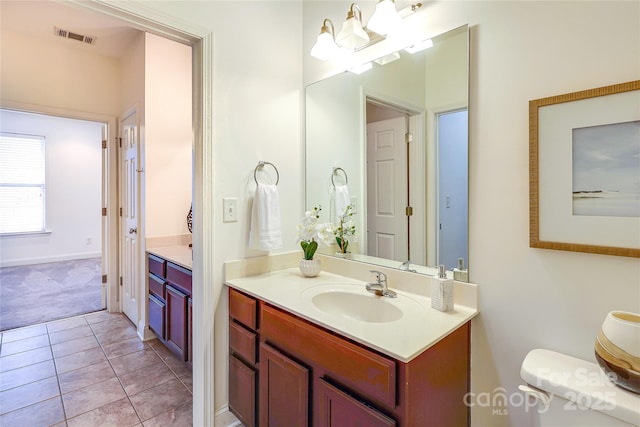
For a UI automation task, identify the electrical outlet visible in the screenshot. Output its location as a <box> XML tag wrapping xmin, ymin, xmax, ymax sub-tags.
<box><xmin>223</xmin><ymin>198</ymin><xmax>238</xmax><ymax>222</ymax></box>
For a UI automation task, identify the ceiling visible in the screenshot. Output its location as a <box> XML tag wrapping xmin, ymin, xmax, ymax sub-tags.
<box><xmin>1</xmin><ymin>0</ymin><xmax>140</xmax><ymax>58</ymax></box>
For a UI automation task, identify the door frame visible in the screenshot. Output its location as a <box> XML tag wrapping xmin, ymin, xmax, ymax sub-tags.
<box><xmin>362</xmin><ymin>90</ymin><xmax>426</xmax><ymax>265</ymax></box>
<box><xmin>68</xmin><ymin>1</ymin><xmax>215</xmax><ymax>426</ymax></box>
<box><xmin>0</xmin><ymin>101</ymin><xmax>119</xmax><ymax>311</ymax></box>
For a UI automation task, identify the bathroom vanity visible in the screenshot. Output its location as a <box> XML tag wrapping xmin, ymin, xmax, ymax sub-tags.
<box><xmin>225</xmin><ymin>255</ymin><xmax>478</xmax><ymax>427</ymax></box>
<box><xmin>146</xmin><ymin>246</ymin><xmax>193</xmax><ymax>365</ymax></box>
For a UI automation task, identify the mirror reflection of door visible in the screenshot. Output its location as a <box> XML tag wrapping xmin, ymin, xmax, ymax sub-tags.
<box><xmin>437</xmin><ymin>109</ymin><xmax>469</xmax><ymax>270</ymax></box>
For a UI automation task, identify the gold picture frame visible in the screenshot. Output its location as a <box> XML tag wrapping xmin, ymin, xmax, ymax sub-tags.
<box><xmin>529</xmin><ymin>80</ymin><xmax>640</xmax><ymax>258</ymax></box>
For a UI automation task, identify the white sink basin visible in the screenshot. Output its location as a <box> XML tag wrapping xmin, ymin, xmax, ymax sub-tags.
<box><xmin>301</xmin><ymin>283</ymin><xmax>422</xmax><ymax>324</ymax></box>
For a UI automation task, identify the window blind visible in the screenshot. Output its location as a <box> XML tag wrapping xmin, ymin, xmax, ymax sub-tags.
<box><xmin>0</xmin><ymin>133</ymin><xmax>46</xmax><ymax>234</ymax></box>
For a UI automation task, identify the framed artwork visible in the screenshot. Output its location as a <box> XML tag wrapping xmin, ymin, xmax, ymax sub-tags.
<box><xmin>529</xmin><ymin>80</ymin><xmax>640</xmax><ymax>258</ymax></box>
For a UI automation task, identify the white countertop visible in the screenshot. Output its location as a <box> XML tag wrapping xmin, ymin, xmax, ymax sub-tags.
<box><xmin>147</xmin><ymin>245</ymin><xmax>193</xmax><ymax>270</ymax></box>
<box><xmin>225</xmin><ymin>267</ymin><xmax>478</xmax><ymax>362</ymax></box>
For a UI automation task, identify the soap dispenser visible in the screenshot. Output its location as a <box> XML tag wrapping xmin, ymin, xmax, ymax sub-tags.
<box><xmin>431</xmin><ymin>264</ymin><xmax>454</xmax><ymax>312</ymax></box>
<box><xmin>453</xmin><ymin>258</ymin><xmax>468</xmax><ymax>282</ymax></box>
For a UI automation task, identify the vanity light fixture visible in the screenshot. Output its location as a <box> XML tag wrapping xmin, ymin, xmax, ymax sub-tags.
<box><xmin>367</xmin><ymin>0</ymin><xmax>403</xmax><ymax>37</ymax></box>
<box><xmin>405</xmin><ymin>38</ymin><xmax>433</xmax><ymax>54</ymax></box>
<box><xmin>336</xmin><ymin>3</ymin><xmax>369</xmax><ymax>50</ymax></box>
<box><xmin>310</xmin><ymin>19</ymin><xmax>340</xmax><ymax>61</ymax></box>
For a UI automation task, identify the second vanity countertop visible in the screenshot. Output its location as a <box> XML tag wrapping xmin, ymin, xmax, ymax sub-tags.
<box><xmin>225</xmin><ymin>266</ymin><xmax>478</xmax><ymax>363</ymax></box>
<box><xmin>147</xmin><ymin>245</ymin><xmax>193</xmax><ymax>270</ymax></box>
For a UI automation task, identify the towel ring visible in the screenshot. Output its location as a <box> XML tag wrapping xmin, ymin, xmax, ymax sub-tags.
<box><xmin>254</xmin><ymin>161</ymin><xmax>279</xmax><ymax>185</ymax></box>
<box><xmin>331</xmin><ymin>167</ymin><xmax>348</xmax><ymax>188</ymax></box>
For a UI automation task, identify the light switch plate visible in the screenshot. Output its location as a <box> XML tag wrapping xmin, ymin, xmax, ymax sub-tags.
<box><xmin>223</xmin><ymin>197</ymin><xmax>238</xmax><ymax>222</ymax></box>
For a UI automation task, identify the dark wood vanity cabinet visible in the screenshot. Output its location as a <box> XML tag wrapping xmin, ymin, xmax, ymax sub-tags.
<box><xmin>147</xmin><ymin>253</ymin><xmax>193</xmax><ymax>364</ymax></box>
<box><xmin>228</xmin><ymin>287</ymin><xmax>470</xmax><ymax>427</ymax></box>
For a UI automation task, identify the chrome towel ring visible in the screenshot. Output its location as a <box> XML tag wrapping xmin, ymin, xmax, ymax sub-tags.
<box><xmin>254</xmin><ymin>161</ymin><xmax>279</xmax><ymax>185</ymax></box>
<box><xmin>331</xmin><ymin>167</ymin><xmax>348</xmax><ymax>188</ymax></box>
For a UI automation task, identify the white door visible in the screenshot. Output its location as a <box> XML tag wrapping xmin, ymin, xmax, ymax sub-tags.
<box><xmin>366</xmin><ymin>116</ymin><xmax>408</xmax><ymax>262</ymax></box>
<box><xmin>120</xmin><ymin>111</ymin><xmax>139</xmax><ymax>324</ymax></box>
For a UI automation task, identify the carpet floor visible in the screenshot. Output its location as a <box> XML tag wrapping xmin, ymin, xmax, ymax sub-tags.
<box><xmin>0</xmin><ymin>258</ymin><xmax>104</xmax><ymax>331</ymax></box>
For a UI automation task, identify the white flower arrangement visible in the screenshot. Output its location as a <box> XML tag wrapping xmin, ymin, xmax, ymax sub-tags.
<box><xmin>296</xmin><ymin>206</ymin><xmax>334</xmax><ymax>260</ymax></box>
<box><xmin>334</xmin><ymin>204</ymin><xmax>356</xmax><ymax>254</ymax></box>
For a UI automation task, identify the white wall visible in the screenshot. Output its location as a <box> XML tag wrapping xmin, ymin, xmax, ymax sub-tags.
<box><xmin>0</xmin><ymin>30</ymin><xmax>121</xmax><ymax>116</ymax></box>
<box><xmin>0</xmin><ymin>110</ymin><xmax>102</xmax><ymax>266</ymax></box>
<box><xmin>144</xmin><ymin>33</ymin><xmax>193</xmax><ymax>238</ymax></box>
<box><xmin>305</xmin><ymin>1</ymin><xmax>640</xmax><ymax>426</ymax></box>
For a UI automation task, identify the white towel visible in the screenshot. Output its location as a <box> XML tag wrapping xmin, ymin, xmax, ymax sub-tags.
<box><xmin>334</xmin><ymin>184</ymin><xmax>350</xmax><ymax>219</ymax></box>
<box><xmin>249</xmin><ymin>183</ymin><xmax>283</xmax><ymax>251</ymax></box>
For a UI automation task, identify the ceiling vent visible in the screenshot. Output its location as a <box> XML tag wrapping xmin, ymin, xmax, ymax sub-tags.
<box><xmin>54</xmin><ymin>26</ymin><xmax>96</xmax><ymax>46</ymax></box>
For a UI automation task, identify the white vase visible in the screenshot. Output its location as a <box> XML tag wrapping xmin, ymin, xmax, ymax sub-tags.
<box><xmin>299</xmin><ymin>258</ymin><xmax>321</xmax><ymax>277</ymax></box>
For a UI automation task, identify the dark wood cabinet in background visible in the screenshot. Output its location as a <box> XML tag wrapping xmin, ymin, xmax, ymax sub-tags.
<box><xmin>147</xmin><ymin>253</ymin><xmax>193</xmax><ymax>365</ymax></box>
<box><xmin>228</xmin><ymin>287</ymin><xmax>470</xmax><ymax>427</ymax></box>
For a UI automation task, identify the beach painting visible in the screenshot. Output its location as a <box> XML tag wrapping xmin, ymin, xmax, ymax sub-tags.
<box><xmin>572</xmin><ymin>120</ymin><xmax>640</xmax><ymax>217</ymax></box>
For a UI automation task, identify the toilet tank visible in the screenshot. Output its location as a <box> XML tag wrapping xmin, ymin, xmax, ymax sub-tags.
<box><xmin>520</xmin><ymin>349</ymin><xmax>640</xmax><ymax>427</ymax></box>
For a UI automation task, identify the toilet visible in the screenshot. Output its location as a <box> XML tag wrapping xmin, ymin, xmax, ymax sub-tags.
<box><xmin>520</xmin><ymin>349</ymin><xmax>640</xmax><ymax>426</ymax></box>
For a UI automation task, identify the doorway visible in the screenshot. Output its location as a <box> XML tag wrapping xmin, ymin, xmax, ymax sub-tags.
<box><xmin>0</xmin><ymin>109</ymin><xmax>107</xmax><ymax>330</ymax></box>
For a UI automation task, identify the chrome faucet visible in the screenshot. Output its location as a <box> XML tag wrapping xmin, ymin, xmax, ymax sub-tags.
<box><xmin>366</xmin><ymin>270</ymin><xmax>397</xmax><ymax>298</ymax></box>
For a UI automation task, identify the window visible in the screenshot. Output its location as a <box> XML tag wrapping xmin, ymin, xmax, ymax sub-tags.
<box><xmin>0</xmin><ymin>132</ymin><xmax>46</xmax><ymax>234</ymax></box>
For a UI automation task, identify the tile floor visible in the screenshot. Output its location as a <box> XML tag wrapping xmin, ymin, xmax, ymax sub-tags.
<box><xmin>0</xmin><ymin>311</ymin><xmax>192</xmax><ymax>426</ymax></box>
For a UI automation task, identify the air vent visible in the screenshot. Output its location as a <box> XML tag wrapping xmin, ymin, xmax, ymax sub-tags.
<box><xmin>53</xmin><ymin>26</ymin><xmax>96</xmax><ymax>46</ymax></box>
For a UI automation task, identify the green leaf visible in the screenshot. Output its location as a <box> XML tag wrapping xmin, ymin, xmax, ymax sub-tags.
<box><xmin>301</xmin><ymin>240</ymin><xmax>318</xmax><ymax>260</ymax></box>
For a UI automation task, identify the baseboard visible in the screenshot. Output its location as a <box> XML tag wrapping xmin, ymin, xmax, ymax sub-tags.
<box><xmin>0</xmin><ymin>252</ymin><xmax>102</xmax><ymax>268</ymax></box>
<box><xmin>214</xmin><ymin>407</ymin><xmax>242</xmax><ymax>427</ymax></box>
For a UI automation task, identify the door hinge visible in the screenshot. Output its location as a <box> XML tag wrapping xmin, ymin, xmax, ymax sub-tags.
<box><xmin>405</xmin><ymin>133</ymin><xmax>413</xmax><ymax>144</ymax></box>
<box><xmin>102</xmin><ymin>275</ymin><xmax>107</xmax><ymax>284</ymax></box>
<box><xmin>102</xmin><ymin>207</ymin><xmax>107</xmax><ymax>216</ymax></box>
<box><xmin>119</xmin><ymin>207</ymin><xmax>123</xmax><ymax>216</ymax></box>
<box><xmin>406</xmin><ymin>206</ymin><xmax>413</xmax><ymax>216</ymax></box>
<box><xmin>102</xmin><ymin>139</ymin><xmax>107</xmax><ymax>149</ymax></box>
<box><xmin>117</xmin><ymin>137</ymin><xmax>122</xmax><ymax>148</ymax></box>
<box><xmin>120</xmin><ymin>276</ymin><xmax>123</xmax><ymax>286</ymax></box>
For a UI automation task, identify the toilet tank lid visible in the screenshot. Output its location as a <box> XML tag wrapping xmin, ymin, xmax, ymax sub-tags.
<box><xmin>521</xmin><ymin>349</ymin><xmax>640</xmax><ymax>427</ymax></box>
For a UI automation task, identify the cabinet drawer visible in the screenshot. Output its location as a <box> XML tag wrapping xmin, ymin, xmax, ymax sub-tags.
<box><xmin>229</xmin><ymin>354</ymin><xmax>256</xmax><ymax>427</ymax></box>
<box><xmin>148</xmin><ymin>254</ymin><xmax>166</xmax><ymax>278</ymax></box>
<box><xmin>230</xmin><ymin>320</ymin><xmax>257</xmax><ymax>365</ymax></box>
<box><xmin>148</xmin><ymin>273</ymin><xmax>165</xmax><ymax>300</ymax></box>
<box><xmin>166</xmin><ymin>262</ymin><xmax>192</xmax><ymax>295</ymax></box>
<box><xmin>261</xmin><ymin>304</ymin><xmax>396</xmax><ymax>408</ymax></box>
<box><xmin>229</xmin><ymin>288</ymin><xmax>257</xmax><ymax>330</ymax></box>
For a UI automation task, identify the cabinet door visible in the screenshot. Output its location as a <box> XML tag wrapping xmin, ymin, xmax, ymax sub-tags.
<box><xmin>148</xmin><ymin>294</ymin><xmax>165</xmax><ymax>340</ymax></box>
<box><xmin>316</xmin><ymin>378</ymin><xmax>396</xmax><ymax>427</ymax></box>
<box><xmin>187</xmin><ymin>297</ymin><xmax>193</xmax><ymax>365</ymax></box>
<box><xmin>166</xmin><ymin>285</ymin><xmax>188</xmax><ymax>361</ymax></box>
<box><xmin>229</xmin><ymin>354</ymin><xmax>256</xmax><ymax>427</ymax></box>
<box><xmin>259</xmin><ymin>342</ymin><xmax>309</xmax><ymax>427</ymax></box>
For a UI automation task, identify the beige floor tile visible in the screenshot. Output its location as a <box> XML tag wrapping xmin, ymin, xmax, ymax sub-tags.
<box><xmin>0</xmin><ymin>359</ymin><xmax>57</xmax><ymax>392</ymax></box>
<box><xmin>0</xmin><ymin>346</ymin><xmax>52</xmax><ymax>373</ymax></box>
<box><xmin>129</xmin><ymin>378</ymin><xmax>192</xmax><ymax>422</ymax></box>
<box><xmin>0</xmin><ymin>396</ymin><xmax>65</xmax><ymax>427</ymax></box>
<box><xmin>150</xmin><ymin>342</ymin><xmax>191</xmax><ymax>377</ymax></box>
<box><xmin>109</xmin><ymin>348</ymin><xmax>163</xmax><ymax>377</ymax></box>
<box><xmin>54</xmin><ymin>346</ymin><xmax>106</xmax><ymax>374</ymax></box>
<box><xmin>0</xmin><ymin>333</ymin><xmax>51</xmax><ymax>357</ymax></box>
<box><xmin>49</xmin><ymin>325</ymin><xmax>94</xmax><ymax>345</ymax></box>
<box><xmin>1</xmin><ymin>324</ymin><xmax>48</xmax><ymax>343</ymax></box>
<box><xmin>119</xmin><ymin>362</ymin><xmax>176</xmax><ymax>396</ymax></box>
<box><xmin>102</xmin><ymin>336</ymin><xmax>147</xmax><ymax>360</ymax></box>
<box><xmin>84</xmin><ymin>310</ymin><xmax>123</xmax><ymax>325</ymax></box>
<box><xmin>0</xmin><ymin>375</ymin><xmax>60</xmax><ymax>415</ymax></box>
<box><xmin>61</xmin><ymin>376</ymin><xmax>126</xmax><ymax>419</ymax></box>
<box><xmin>66</xmin><ymin>396</ymin><xmax>141</xmax><ymax>427</ymax></box>
<box><xmin>142</xmin><ymin>398</ymin><xmax>193</xmax><ymax>427</ymax></box>
<box><xmin>57</xmin><ymin>360</ymin><xmax>116</xmax><ymax>394</ymax></box>
<box><xmin>90</xmin><ymin>317</ymin><xmax>133</xmax><ymax>335</ymax></box>
<box><xmin>46</xmin><ymin>317</ymin><xmax>88</xmax><ymax>334</ymax></box>
<box><xmin>95</xmin><ymin>324</ymin><xmax>139</xmax><ymax>346</ymax></box>
<box><xmin>179</xmin><ymin>374</ymin><xmax>193</xmax><ymax>393</ymax></box>
<box><xmin>51</xmin><ymin>335</ymin><xmax>99</xmax><ymax>358</ymax></box>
